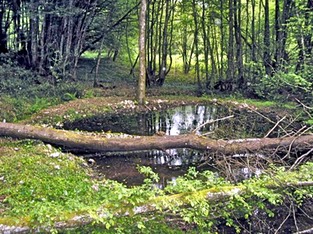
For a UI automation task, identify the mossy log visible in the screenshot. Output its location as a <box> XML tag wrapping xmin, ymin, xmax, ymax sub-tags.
<box><xmin>1</xmin><ymin>122</ymin><xmax>313</xmax><ymax>154</ymax></box>
<box><xmin>1</xmin><ymin>180</ymin><xmax>313</xmax><ymax>233</ymax></box>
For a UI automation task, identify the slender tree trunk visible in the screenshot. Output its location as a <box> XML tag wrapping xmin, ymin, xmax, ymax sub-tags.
<box><xmin>251</xmin><ymin>0</ymin><xmax>256</xmax><ymax>63</ymax></box>
<box><xmin>137</xmin><ymin>0</ymin><xmax>147</xmax><ymax>105</ymax></box>
<box><xmin>211</xmin><ymin>18</ymin><xmax>220</xmax><ymax>82</ymax></box>
<box><xmin>274</xmin><ymin>0</ymin><xmax>281</xmax><ymax>71</ymax></box>
<box><xmin>29</xmin><ymin>0</ymin><xmax>39</xmax><ymax>68</ymax></box>
<box><xmin>263</xmin><ymin>0</ymin><xmax>272</xmax><ymax>75</ymax></box>
<box><xmin>304</xmin><ymin>0</ymin><xmax>313</xmax><ymax>61</ymax></box>
<box><xmin>297</xmin><ymin>0</ymin><xmax>313</xmax><ymax>71</ymax></box>
<box><xmin>166</xmin><ymin>0</ymin><xmax>176</xmax><ymax>77</ymax></box>
<box><xmin>125</xmin><ymin>0</ymin><xmax>135</xmax><ymax>78</ymax></box>
<box><xmin>208</xmin><ymin>22</ymin><xmax>217</xmax><ymax>88</ymax></box>
<box><xmin>234</xmin><ymin>0</ymin><xmax>244</xmax><ymax>89</ymax></box>
<box><xmin>158</xmin><ymin>0</ymin><xmax>171</xmax><ymax>86</ymax></box>
<box><xmin>94</xmin><ymin>37</ymin><xmax>105</xmax><ymax>87</ymax></box>
<box><xmin>219</xmin><ymin>0</ymin><xmax>225</xmax><ymax>80</ymax></box>
<box><xmin>192</xmin><ymin>0</ymin><xmax>202</xmax><ymax>96</ymax></box>
<box><xmin>201</xmin><ymin>0</ymin><xmax>210</xmax><ymax>90</ymax></box>
<box><xmin>0</xmin><ymin>1</ymin><xmax>8</xmax><ymax>53</ymax></box>
<box><xmin>227</xmin><ymin>0</ymin><xmax>235</xmax><ymax>82</ymax></box>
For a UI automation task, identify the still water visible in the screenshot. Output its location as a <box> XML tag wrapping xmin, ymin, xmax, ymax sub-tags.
<box><xmin>64</xmin><ymin>104</ymin><xmax>275</xmax><ymax>186</ymax></box>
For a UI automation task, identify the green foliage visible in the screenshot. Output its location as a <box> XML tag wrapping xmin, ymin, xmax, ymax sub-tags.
<box><xmin>28</xmin><ymin>97</ymin><xmax>55</xmax><ymax>115</ymax></box>
<box><xmin>1</xmin><ymin>140</ymin><xmax>313</xmax><ymax>232</ymax></box>
<box><xmin>0</xmin><ymin>95</ymin><xmax>60</xmax><ymax>122</ymax></box>
<box><xmin>165</xmin><ymin>167</ymin><xmax>226</xmax><ymax>194</ymax></box>
<box><xmin>304</xmin><ymin>119</ymin><xmax>313</xmax><ymax>126</ymax></box>
<box><xmin>137</xmin><ymin>165</ymin><xmax>160</xmax><ymax>185</ymax></box>
<box><xmin>0</xmin><ymin>141</ymin><xmax>97</xmax><ymax>226</ymax></box>
<box><xmin>65</xmin><ymin>216</ymin><xmax>197</xmax><ymax>234</ymax></box>
<box><xmin>0</xmin><ymin>61</ymin><xmax>89</xmax><ymax>121</ymax></box>
<box><xmin>254</xmin><ymin>71</ymin><xmax>312</xmax><ymax>101</ymax></box>
<box><xmin>161</xmin><ymin>164</ymin><xmax>313</xmax><ymax>232</ymax></box>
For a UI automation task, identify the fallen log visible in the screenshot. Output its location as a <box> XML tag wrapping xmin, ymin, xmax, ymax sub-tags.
<box><xmin>0</xmin><ymin>122</ymin><xmax>313</xmax><ymax>154</ymax></box>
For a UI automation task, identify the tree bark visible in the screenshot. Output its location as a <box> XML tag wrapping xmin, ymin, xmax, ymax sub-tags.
<box><xmin>137</xmin><ymin>0</ymin><xmax>147</xmax><ymax>104</ymax></box>
<box><xmin>192</xmin><ymin>0</ymin><xmax>202</xmax><ymax>96</ymax></box>
<box><xmin>1</xmin><ymin>122</ymin><xmax>313</xmax><ymax>155</ymax></box>
<box><xmin>263</xmin><ymin>0</ymin><xmax>272</xmax><ymax>75</ymax></box>
<box><xmin>227</xmin><ymin>0</ymin><xmax>235</xmax><ymax>82</ymax></box>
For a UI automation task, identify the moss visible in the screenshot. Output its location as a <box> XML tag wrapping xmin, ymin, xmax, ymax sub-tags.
<box><xmin>0</xmin><ymin>140</ymin><xmax>95</xmax><ymax>225</ymax></box>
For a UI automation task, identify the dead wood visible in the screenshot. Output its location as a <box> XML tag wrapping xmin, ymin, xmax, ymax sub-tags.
<box><xmin>0</xmin><ymin>122</ymin><xmax>313</xmax><ymax>154</ymax></box>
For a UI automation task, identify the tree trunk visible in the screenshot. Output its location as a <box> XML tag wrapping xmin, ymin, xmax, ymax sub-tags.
<box><xmin>227</xmin><ymin>0</ymin><xmax>235</xmax><ymax>82</ymax></box>
<box><xmin>263</xmin><ymin>0</ymin><xmax>272</xmax><ymax>75</ymax></box>
<box><xmin>1</xmin><ymin>123</ymin><xmax>313</xmax><ymax>155</ymax></box>
<box><xmin>201</xmin><ymin>0</ymin><xmax>210</xmax><ymax>90</ymax></box>
<box><xmin>158</xmin><ymin>0</ymin><xmax>170</xmax><ymax>86</ymax></box>
<box><xmin>192</xmin><ymin>0</ymin><xmax>202</xmax><ymax>96</ymax></box>
<box><xmin>234</xmin><ymin>0</ymin><xmax>244</xmax><ymax>89</ymax></box>
<box><xmin>137</xmin><ymin>0</ymin><xmax>147</xmax><ymax>105</ymax></box>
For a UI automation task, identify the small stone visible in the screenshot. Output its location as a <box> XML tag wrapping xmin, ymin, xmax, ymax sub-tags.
<box><xmin>88</xmin><ymin>159</ymin><xmax>96</xmax><ymax>165</ymax></box>
<box><xmin>50</xmin><ymin>152</ymin><xmax>60</xmax><ymax>158</ymax></box>
<box><xmin>46</xmin><ymin>144</ymin><xmax>53</xmax><ymax>151</ymax></box>
<box><xmin>92</xmin><ymin>184</ymin><xmax>99</xmax><ymax>191</ymax></box>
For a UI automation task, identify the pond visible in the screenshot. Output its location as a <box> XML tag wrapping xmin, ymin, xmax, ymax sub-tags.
<box><xmin>63</xmin><ymin>104</ymin><xmax>275</xmax><ymax>138</ymax></box>
<box><xmin>62</xmin><ymin>103</ymin><xmax>311</xmax><ymax>233</ymax></box>
<box><xmin>64</xmin><ymin>104</ymin><xmax>281</xmax><ymax>186</ymax></box>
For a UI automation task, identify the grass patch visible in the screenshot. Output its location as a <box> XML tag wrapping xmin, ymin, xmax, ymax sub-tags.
<box><xmin>242</xmin><ymin>99</ymin><xmax>296</xmax><ymax>109</ymax></box>
<box><xmin>0</xmin><ymin>140</ymin><xmax>98</xmax><ymax>226</ymax></box>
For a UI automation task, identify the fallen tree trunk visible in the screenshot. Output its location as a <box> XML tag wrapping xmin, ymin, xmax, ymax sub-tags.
<box><xmin>0</xmin><ymin>122</ymin><xmax>313</xmax><ymax>154</ymax></box>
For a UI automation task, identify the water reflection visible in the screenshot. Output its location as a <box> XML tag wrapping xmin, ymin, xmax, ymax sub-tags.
<box><xmin>64</xmin><ymin>105</ymin><xmax>223</xmax><ymax>136</ymax></box>
<box><xmin>90</xmin><ymin>155</ymin><xmax>197</xmax><ymax>188</ymax></box>
<box><xmin>66</xmin><ymin>104</ymin><xmax>279</xmax><ymax>186</ymax></box>
<box><xmin>153</xmin><ymin>105</ymin><xmax>219</xmax><ymax>135</ymax></box>
<box><xmin>91</xmin><ymin>150</ymin><xmax>206</xmax><ymax>187</ymax></box>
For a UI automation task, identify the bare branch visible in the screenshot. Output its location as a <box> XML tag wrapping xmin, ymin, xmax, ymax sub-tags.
<box><xmin>294</xmin><ymin>227</ymin><xmax>313</xmax><ymax>234</ymax></box>
<box><xmin>247</xmin><ymin>106</ymin><xmax>289</xmax><ymax>136</ymax></box>
<box><xmin>290</xmin><ymin>148</ymin><xmax>313</xmax><ymax>170</ymax></box>
<box><xmin>264</xmin><ymin>116</ymin><xmax>286</xmax><ymax>138</ymax></box>
<box><xmin>192</xmin><ymin>115</ymin><xmax>234</xmax><ymax>134</ymax></box>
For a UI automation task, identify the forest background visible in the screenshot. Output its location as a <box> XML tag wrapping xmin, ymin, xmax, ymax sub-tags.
<box><xmin>0</xmin><ymin>0</ymin><xmax>312</xmax><ymax>107</ymax></box>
